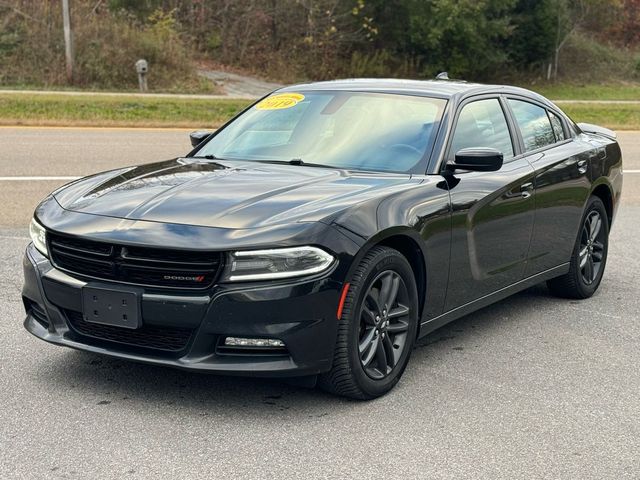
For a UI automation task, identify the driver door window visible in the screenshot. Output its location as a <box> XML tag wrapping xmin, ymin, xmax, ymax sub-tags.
<box><xmin>450</xmin><ymin>99</ymin><xmax>514</xmax><ymax>161</ymax></box>
<box><xmin>443</xmin><ymin>98</ymin><xmax>536</xmax><ymax>312</ymax></box>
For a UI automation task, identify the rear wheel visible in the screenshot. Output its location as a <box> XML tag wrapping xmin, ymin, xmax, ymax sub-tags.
<box><xmin>547</xmin><ymin>196</ymin><xmax>609</xmax><ymax>299</ymax></box>
<box><xmin>318</xmin><ymin>246</ymin><xmax>419</xmax><ymax>400</ymax></box>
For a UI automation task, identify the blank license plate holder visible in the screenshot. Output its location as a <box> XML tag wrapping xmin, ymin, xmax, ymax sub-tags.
<box><xmin>81</xmin><ymin>285</ymin><xmax>141</xmax><ymax>329</ymax></box>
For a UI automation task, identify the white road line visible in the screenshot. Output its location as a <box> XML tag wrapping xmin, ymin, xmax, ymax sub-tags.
<box><xmin>0</xmin><ymin>176</ymin><xmax>80</xmax><ymax>181</ymax></box>
<box><xmin>625</xmin><ymin>170</ymin><xmax>640</xmax><ymax>173</ymax></box>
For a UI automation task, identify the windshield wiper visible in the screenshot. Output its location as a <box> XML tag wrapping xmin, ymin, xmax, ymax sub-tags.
<box><xmin>191</xmin><ymin>154</ymin><xmax>221</xmax><ymax>160</ymax></box>
<box><xmin>256</xmin><ymin>158</ymin><xmax>338</xmax><ymax>169</ymax></box>
<box><xmin>186</xmin><ymin>154</ymin><xmax>230</xmax><ymax>168</ymax></box>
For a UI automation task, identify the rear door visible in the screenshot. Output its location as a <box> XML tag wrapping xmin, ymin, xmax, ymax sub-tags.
<box><xmin>504</xmin><ymin>97</ymin><xmax>593</xmax><ymax>276</ymax></box>
<box><xmin>442</xmin><ymin>96</ymin><xmax>536</xmax><ymax>311</ymax></box>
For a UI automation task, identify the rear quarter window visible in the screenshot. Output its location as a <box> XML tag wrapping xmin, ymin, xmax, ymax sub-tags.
<box><xmin>508</xmin><ymin>99</ymin><xmax>556</xmax><ymax>152</ymax></box>
<box><xmin>548</xmin><ymin>111</ymin><xmax>566</xmax><ymax>142</ymax></box>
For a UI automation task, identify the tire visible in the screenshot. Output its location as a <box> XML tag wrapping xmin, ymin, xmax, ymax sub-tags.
<box><xmin>547</xmin><ymin>196</ymin><xmax>609</xmax><ymax>299</ymax></box>
<box><xmin>318</xmin><ymin>246</ymin><xmax>419</xmax><ymax>400</ymax></box>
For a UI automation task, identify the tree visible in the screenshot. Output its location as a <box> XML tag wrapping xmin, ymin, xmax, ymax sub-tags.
<box><xmin>547</xmin><ymin>0</ymin><xmax>618</xmax><ymax>80</ymax></box>
<box><xmin>366</xmin><ymin>0</ymin><xmax>516</xmax><ymax>80</ymax></box>
<box><xmin>605</xmin><ymin>0</ymin><xmax>640</xmax><ymax>47</ymax></box>
<box><xmin>62</xmin><ymin>0</ymin><xmax>74</xmax><ymax>83</ymax></box>
<box><xmin>509</xmin><ymin>0</ymin><xmax>557</xmax><ymax>72</ymax></box>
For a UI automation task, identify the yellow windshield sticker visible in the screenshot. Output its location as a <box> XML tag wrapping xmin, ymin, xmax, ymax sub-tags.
<box><xmin>256</xmin><ymin>93</ymin><xmax>305</xmax><ymax>110</ymax></box>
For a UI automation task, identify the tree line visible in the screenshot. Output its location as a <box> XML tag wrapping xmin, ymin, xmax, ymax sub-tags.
<box><xmin>1</xmin><ymin>0</ymin><xmax>638</xmax><ymax>89</ymax></box>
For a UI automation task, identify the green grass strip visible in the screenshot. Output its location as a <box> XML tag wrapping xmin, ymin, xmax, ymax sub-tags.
<box><xmin>533</xmin><ymin>83</ymin><xmax>640</xmax><ymax>101</ymax></box>
<box><xmin>561</xmin><ymin>103</ymin><xmax>640</xmax><ymax>130</ymax></box>
<box><xmin>0</xmin><ymin>92</ymin><xmax>638</xmax><ymax>130</ymax></box>
<box><xmin>0</xmin><ymin>94</ymin><xmax>252</xmax><ymax>128</ymax></box>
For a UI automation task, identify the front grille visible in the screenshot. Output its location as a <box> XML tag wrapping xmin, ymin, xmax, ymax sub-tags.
<box><xmin>65</xmin><ymin>309</ymin><xmax>192</xmax><ymax>352</ymax></box>
<box><xmin>48</xmin><ymin>233</ymin><xmax>223</xmax><ymax>289</ymax></box>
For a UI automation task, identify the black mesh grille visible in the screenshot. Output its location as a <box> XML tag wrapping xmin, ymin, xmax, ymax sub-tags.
<box><xmin>48</xmin><ymin>233</ymin><xmax>222</xmax><ymax>289</ymax></box>
<box><xmin>25</xmin><ymin>299</ymin><xmax>50</xmax><ymax>329</ymax></box>
<box><xmin>65</xmin><ymin>309</ymin><xmax>192</xmax><ymax>352</ymax></box>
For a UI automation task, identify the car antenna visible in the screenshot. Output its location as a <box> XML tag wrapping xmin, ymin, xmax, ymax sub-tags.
<box><xmin>435</xmin><ymin>72</ymin><xmax>449</xmax><ymax>80</ymax></box>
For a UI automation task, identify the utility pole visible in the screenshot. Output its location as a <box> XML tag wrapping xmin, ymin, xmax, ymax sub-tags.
<box><xmin>62</xmin><ymin>0</ymin><xmax>74</xmax><ymax>83</ymax></box>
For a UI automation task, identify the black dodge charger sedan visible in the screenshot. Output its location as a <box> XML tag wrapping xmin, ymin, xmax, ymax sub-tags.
<box><xmin>23</xmin><ymin>79</ymin><xmax>622</xmax><ymax>399</ymax></box>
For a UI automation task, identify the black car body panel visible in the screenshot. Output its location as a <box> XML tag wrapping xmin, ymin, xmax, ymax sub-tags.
<box><xmin>53</xmin><ymin>159</ymin><xmax>424</xmax><ymax>228</ymax></box>
<box><xmin>22</xmin><ymin>79</ymin><xmax>623</xmax><ymax>378</ymax></box>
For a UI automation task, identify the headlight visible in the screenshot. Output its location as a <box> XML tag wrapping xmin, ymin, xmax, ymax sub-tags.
<box><xmin>29</xmin><ymin>218</ymin><xmax>48</xmax><ymax>257</ymax></box>
<box><xmin>222</xmin><ymin>246</ymin><xmax>334</xmax><ymax>281</ymax></box>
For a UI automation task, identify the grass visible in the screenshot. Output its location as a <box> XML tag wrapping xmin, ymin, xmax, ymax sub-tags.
<box><xmin>0</xmin><ymin>91</ymin><xmax>638</xmax><ymax>130</ymax></box>
<box><xmin>532</xmin><ymin>83</ymin><xmax>640</xmax><ymax>101</ymax></box>
<box><xmin>0</xmin><ymin>93</ymin><xmax>252</xmax><ymax>128</ymax></box>
<box><xmin>561</xmin><ymin>103</ymin><xmax>640</xmax><ymax>130</ymax></box>
<box><xmin>0</xmin><ymin>76</ymin><xmax>224</xmax><ymax>95</ymax></box>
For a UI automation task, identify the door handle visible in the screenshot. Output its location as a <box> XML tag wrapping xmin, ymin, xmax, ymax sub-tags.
<box><xmin>577</xmin><ymin>159</ymin><xmax>588</xmax><ymax>174</ymax></box>
<box><xmin>520</xmin><ymin>182</ymin><xmax>533</xmax><ymax>199</ymax></box>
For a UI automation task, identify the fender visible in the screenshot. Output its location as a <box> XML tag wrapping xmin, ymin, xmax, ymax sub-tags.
<box><xmin>587</xmin><ymin>137</ymin><xmax>623</xmax><ymax>227</ymax></box>
<box><xmin>338</xmin><ymin>226</ymin><xmax>431</xmax><ymax>325</ymax></box>
<box><xmin>330</xmin><ymin>176</ymin><xmax>453</xmax><ymax>323</ymax></box>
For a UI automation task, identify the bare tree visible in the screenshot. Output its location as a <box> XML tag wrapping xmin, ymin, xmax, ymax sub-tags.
<box><xmin>549</xmin><ymin>0</ymin><xmax>593</xmax><ymax>80</ymax></box>
<box><xmin>62</xmin><ymin>0</ymin><xmax>74</xmax><ymax>83</ymax></box>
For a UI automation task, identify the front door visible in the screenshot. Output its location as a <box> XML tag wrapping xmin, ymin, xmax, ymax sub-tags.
<box><xmin>442</xmin><ymin>97</ymin><xmax>536</xmax><ymax>310</ymax></box>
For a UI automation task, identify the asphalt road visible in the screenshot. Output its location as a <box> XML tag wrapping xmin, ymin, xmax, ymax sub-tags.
<box><xmin>1</xmin><ymin>128</ymin><xmax>639</xmax><ymax>479</ymax></box>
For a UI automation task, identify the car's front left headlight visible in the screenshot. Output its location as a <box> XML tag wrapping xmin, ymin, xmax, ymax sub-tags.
<box><xmin>222</xmin><ymin>246</ymin><xmax>335</xmax><ymax>281</ymax></box>
<box><xmin>29</xmin><ymin>218</ymin><xmax>48</xmax><ymax>257</ymax></box>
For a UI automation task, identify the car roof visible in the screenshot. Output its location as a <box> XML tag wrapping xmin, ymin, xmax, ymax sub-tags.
<box><xmin>278</xmin><ymin>78</ymin><xmax>554</xmax><ymax>107</ymax></box>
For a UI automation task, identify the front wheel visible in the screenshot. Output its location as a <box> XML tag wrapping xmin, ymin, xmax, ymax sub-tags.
<box><xmin>547</xmin><ymin>196</ymin><xmax>609</xmax><ymax>299</ymax></box>
<box><xmin>318</xmin><ymin>246</ymin><xmax>419</xmax><ymax>400</ymax></box>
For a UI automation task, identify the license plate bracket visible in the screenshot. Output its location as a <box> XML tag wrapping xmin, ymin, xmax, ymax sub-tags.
<box><xmin>81</xmin><ymin>285</ymin><xmax>141</xmax><ymax>329</ymax></box>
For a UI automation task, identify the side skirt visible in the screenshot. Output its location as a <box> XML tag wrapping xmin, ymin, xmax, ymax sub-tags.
<box><xmin>418</xmin><ymin>263</ymin><xmax>570</xmax><ymax>338</ymax></box>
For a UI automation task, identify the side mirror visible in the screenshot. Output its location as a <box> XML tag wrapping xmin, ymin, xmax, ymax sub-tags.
<box><xmin>448</xmin><ymin>147</ymin><xmax>503</xmax><ymax>172</ymax></box>
<box><xmin>190</xmin><ymin>130</ymin><xmax>212</xmax><ymax>148</ymax></box>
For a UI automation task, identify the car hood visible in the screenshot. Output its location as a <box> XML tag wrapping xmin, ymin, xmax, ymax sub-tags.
<box><xmin>54</xmin><ymin>158</ymin><xmax>421</xmax><ymax>229</ymax></box>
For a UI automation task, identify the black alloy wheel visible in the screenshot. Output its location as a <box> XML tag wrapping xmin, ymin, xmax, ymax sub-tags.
<box><xmin>578</xmin><ymin>210</ymin><xmax>605</xmax><ymax>285</ymax></box>
<box><xmin>319</xmin><ymin>246</ymin><xmax>419</xmax><ymax>400</ymax></box>
<box><xmin>358</xmin><ymin>270</ymin><xmax>411</xmax><ymax>380</ymax></box>
<box><xmin>547</xmin><ymin>196</ymin><xmax>609</xmax><ymax>299</ymax></box>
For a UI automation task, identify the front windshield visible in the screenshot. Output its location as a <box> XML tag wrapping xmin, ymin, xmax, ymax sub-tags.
<box><xmin>195</xmin><ymin>91</ymin><xmax>447</xmax><ymax>173</ymax></box>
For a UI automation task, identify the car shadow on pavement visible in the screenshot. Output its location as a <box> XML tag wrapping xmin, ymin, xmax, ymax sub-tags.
<box><xmin>413</xmin><ymin>283</ymin><xmax>555</xmax><ymax>352</ymax></box>
<box><xmin>36</xmin><ymin>284</ymin><xmax>562</xmax><ymax>412</ymax></box>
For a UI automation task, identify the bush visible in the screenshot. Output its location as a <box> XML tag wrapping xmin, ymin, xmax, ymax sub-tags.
<box><xmin>558</xmin><ymin>32</ymin><xmax>639</xmax><ymax>82</ymax></box>
<box><xmin>0</xmin><ymin>3</ymin><xmax>213</xmax><ymax>92</ymax></box>
<box><xmin>1</xmin><ymin>0</ymin><xmax>638</xmax><ymax>90</ymax></box>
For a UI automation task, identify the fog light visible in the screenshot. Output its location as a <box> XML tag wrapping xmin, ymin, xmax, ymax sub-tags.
<box><xmin>224</xmin><ymin>337</ymin><xmax>285</xmax><ymax>348</ymax></box>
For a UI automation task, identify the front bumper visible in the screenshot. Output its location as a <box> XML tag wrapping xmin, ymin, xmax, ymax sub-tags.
<box><xmin>22</xmin><ymin>243</ymin><xmax>344</xmax><ymax>377</ymax></box>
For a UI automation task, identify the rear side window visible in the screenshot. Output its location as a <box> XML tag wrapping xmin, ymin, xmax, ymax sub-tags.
<box><xmin>508</xmin><ymin>99</ymin><xmax>556</xmax><ymax>151</ymax></box>
<box><xmin>450</xmin><ymin>99</ymin><xmax>514</xmax><ymax>160</ymax></box>
<box><xmin>548</xmin><ymin>111</ymin><xmax>566</xmax><ymax>142</ymax></box>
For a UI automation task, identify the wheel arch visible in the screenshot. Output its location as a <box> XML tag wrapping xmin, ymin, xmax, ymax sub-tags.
<box><xmin>591</xmin><ymin>181</ymin><xmax>614</xmax><ymax>227</ymax></box>
<box><xmin>344</xmin><ymin>227</ymin><xmax>428</xmax><ymax>324</ymax></box>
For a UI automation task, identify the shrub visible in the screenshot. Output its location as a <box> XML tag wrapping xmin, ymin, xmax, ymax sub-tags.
<box><xmin>558</xmin><ymin>32</ymin><xmax>639</xmax><ymax>82</ymax></box>
<box><xmin>0</xmin><ymin>2</ymin><xmax>212</xmax><ymax>92</ymax></box>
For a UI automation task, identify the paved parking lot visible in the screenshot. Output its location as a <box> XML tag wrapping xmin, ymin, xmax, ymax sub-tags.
<box><xmin>1</xmin><ymin>128</ymin><xmax>639</xmax><ymax>479</ymax></box>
